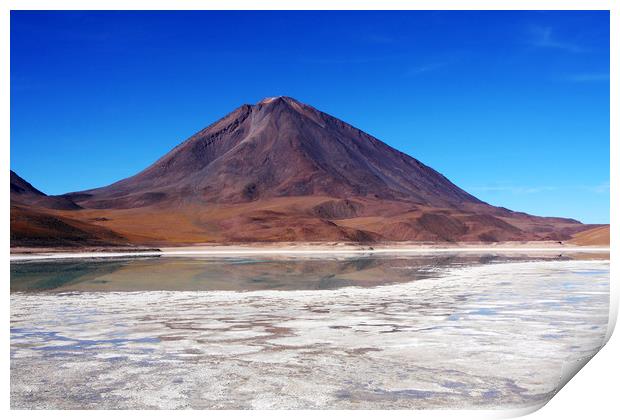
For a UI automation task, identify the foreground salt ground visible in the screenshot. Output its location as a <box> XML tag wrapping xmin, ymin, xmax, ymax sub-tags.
<box><xmin>11</xmin><ymin>260</ymin><xmax>609</xmax><ymax>409</ymax></box>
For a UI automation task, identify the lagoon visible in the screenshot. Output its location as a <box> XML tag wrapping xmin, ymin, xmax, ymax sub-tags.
<box><xmin>10</xmin><ymin>253</ymin><xmax>610</xmax><ymax>409</ymax></box>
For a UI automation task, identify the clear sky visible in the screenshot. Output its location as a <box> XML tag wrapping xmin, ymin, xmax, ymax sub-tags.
<box><xmin>10</xmin><ymin>11</ymin><xmax>610</xmax><ymax>223</ymax></box>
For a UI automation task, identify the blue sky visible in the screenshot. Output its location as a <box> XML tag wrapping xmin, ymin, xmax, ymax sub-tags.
<box><xmin>10</xmin><ymin>11</ymin><xmax>609</xmax><ymax>223</ymax></box>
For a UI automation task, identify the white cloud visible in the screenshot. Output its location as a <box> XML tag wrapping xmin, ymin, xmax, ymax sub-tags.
<box><xmin>406</xmin><ymin>62</ymin><xmax>448</xmax><ymax>76</ymax></box>
<box><xmin>469</xmin><ymin>186</ymin><xmax>557</xmax><ymax>194</ymax></box>
<box><xmin>469</xmin><ymin>183</ymin><xmax>610</xmax><ymax>195</ymax></box>
<box><xmin>587</xmin><ymin>181</ymin><xmax>610</xmax><ymax>194</ymax></box>
<box><xmin>527</xmin><ymin>25</ymin><xmax>585</xmax><ymax>53</ymax></box>
<box><xmin>562</xmin><ymin>73</ymin><xmax>609</xmax><ymax>82</ymax></box>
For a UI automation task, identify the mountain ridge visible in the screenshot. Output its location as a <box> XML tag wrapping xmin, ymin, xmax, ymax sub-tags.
<box><xmin>11</xmin><ymin>96</ymin><xmax>596</xmax><ymax>246</ymax></box>
<box><xmin>11</xmin><ymin>170</ymin><xmax>81</xmax><ymax>210</ymax></box>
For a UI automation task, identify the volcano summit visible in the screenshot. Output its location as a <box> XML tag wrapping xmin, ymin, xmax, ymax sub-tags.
<box><xmin>11</xmin><ymin>97</ymin><xmax>593</xmax><ymax>246</ymax></box>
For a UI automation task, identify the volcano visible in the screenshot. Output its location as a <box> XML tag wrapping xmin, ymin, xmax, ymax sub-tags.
<box><xmin>12</xmin><ymin>97</ymin><xmax>593</xmax><ymax>246</ymax></box>
<box><xmin>67</xmin><ymin>97</ymin><xmax>481</xmax><ymax>209</ymax></box>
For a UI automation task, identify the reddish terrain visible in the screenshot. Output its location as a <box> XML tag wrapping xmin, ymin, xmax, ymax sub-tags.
<box><xmin>11</xmin><ymin>96</ymin><xmax>602</xmax><ymax>247</ymax></box>
<box><xmin>569</xmin><ymin>225</ymin><xmax>610</xmax><ymax>246</ymax></box>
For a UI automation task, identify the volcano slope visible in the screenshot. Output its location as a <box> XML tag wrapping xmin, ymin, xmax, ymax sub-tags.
<box><xmin>13</xmin><ymin>97</ymin><xmax>594</xmax><ymax>246</ymax></box>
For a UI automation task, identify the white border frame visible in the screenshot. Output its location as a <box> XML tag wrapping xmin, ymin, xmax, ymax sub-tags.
<box><xmin>2</xmin><ymin>1</ymin><xmax>616</xmax><ymax>419</ymax></box>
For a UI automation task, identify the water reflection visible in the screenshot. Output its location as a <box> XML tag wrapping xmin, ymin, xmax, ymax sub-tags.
<box><xmin>9</xmin><ymin>253</ymin><xmax>588</xmax><ymax>293</ymax></box>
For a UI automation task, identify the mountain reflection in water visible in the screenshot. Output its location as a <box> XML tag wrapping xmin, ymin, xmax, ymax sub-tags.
<box><xmin>10</xmin><ymin>253</ymin><xmax>583</xmax><ymax>293</ymax></box>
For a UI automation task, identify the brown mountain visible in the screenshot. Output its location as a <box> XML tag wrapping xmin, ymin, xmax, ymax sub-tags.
<box><xmin>67</xmin><ymin>97</ymin><xmax>480</xmax><ymax>209</ymax></box>
<box><xmin>10</xmin><ymin>171</ymin><xmax>128</xmax><ymax>247</ymax></box>
<box><xmin>11</xmin><ymin>170</ymin><xmax>80</xmax><ymax>210</ymax></box>
<box><xmin>12</xmin><ymin>97</ymin><xmax>595</xmax><ymax>246</ymax></box>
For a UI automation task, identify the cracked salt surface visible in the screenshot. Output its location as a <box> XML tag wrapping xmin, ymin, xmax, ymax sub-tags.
<box><xmin>10</xmin><ymin>256</ymin><xmax>609</xmax><ymax>409</ymax></box>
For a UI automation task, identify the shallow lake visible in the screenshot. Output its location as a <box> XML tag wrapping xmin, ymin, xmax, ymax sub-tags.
<box><xmin>10</xmin><ymin>252</ymin><xmax>610</xmax><ymax>409</ymax></box>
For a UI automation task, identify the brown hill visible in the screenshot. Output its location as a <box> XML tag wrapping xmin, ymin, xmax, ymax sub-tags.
<box><xmin>569</xmin><ymin>225</ymin><xmax>610</xmax><ymax>246</ymax></box>
<box><xmin>10</xmin><ymin>171</ymin><xmax>128</xmax><ymax>247</ymax></box>
<box><xmin>11</xmin><ymin>170</ymin><xmax>81</xmax><ymax>210</ymax></box>
<box><xmin>10</xmin><ymin>205</ymin><xmax>128</xmax><ymax>248</ymax></box>
<box><xmin>12</xmin><ymin>97</ymin><xmax>596</xmax><ymax>246</ymax></box>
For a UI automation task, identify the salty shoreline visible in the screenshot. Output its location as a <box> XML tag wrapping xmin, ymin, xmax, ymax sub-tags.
<box><xmin>11</xmin><ymin>259</ymin><xmax>610</xmax><ymax>408</ymax></box>
<box><xmin>9</xmin><ymin>241</ymin><xmax>610</xmax><ymax>261</ymax></box>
